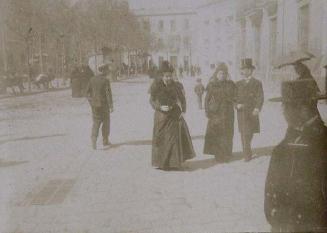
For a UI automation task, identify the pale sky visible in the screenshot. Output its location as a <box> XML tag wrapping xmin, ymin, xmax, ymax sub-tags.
<box><xmin>128</xmin><ymin>0</ymin><xmax>206</xmax><ymax>10</ymax></box>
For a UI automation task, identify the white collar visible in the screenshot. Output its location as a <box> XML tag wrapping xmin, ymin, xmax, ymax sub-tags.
<box><xmin>244</xmin><ymin>76</ymin><xmax>253</xmax><ymax>82</ymax></box>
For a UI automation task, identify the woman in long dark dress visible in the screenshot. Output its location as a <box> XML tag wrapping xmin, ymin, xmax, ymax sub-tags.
<box><xmin>150</xmin><ymin>61</ymin><xmax>195</xmax><ymax>170</ymax></box>
<box><xmin>204</xmin><ymin>63</ymin><xmax>236</xmax><ymax>162</ymax></box>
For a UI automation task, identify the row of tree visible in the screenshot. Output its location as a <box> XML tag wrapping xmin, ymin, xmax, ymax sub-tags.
<box><xmin>0</xmin><ymin>0</ymin><xmax>151</xmax><ymax>77</ymax></box>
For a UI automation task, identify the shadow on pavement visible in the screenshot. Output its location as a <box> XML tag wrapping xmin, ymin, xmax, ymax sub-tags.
<box><xmin>104</xmin><ymin>135</ymin><xmax>205</xmax><ymax>150</ymax></box>
<box><xmin>0</xmin><ymin>133</ymin><xmax>66</xmax><ymax>145</ymax></box>
<box><xmin>0</xmin><ymin>159</ymin><xmax>29</xmax><ymax>168</ymax></box>
<box><xmin>184</xmin><ymin>146</ymin><xmax>274</xmax><ymax>172</ymax></box>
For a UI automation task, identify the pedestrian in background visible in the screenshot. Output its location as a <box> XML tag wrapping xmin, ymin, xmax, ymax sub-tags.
<box><xmin>194</xmin><ymin>78</ymin><xmax>205</xmax><ymax>109</ymax></box>
<box><xmin>264</xmin><ymin>79</ymin><xmax>327</xmax><ymax>232</ymax></box>
<box><xmin>235</xmin><ymin>58</ymin><xmax>264</xmax><ymax>162</ymax></box>
<box><xmin>204</xmin><ymin>63</ymin><xmax>236</xmax><ymax>162</ymax></box>
<box><xmin>179</xmin><ymin>65</ymin><xmax>183</xmax><ymax>78</ymax></box>
<box><xmin>86</xmin><ymin>63</ymin><xmax>114</xmax><ymax>150</ymax></box>
<box><xmin>150</xmin><ymin>61</ymin><xmax>195</xmax><ymax>170</ymax></box>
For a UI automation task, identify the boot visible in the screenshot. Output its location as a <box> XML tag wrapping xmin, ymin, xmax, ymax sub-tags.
<box><xmin>103</xmin><ymin>138</ymin><xmax>111</xmax><ymax>146</ymax></box>
<box><xmin>91</xmin><ymin>137</ymin><xmax>97</xmax><ymax>150</ymax></box>
<box><xmin>244</xmin><ymin>153</ymin><xmax>252</xmax><ymax>162</ymax></box>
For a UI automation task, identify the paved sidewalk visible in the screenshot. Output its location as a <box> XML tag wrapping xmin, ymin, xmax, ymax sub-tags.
<box><xmin>1</xmin><ymin>76</ymin><xmax>325</xmax><ymax>233</ymax></box>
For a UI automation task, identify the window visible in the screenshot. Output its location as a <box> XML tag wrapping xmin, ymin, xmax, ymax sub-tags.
<box><xmin>184</xmin><ymin>19</ymin><xmax>190</xmax><ymax>30</ymax></box>
<box><xmin>183</xmin><ymin>37</ymin><xmax>190</xmax><ymax>49</ymax></box>
<box><xmin>158</xmin><ymin>20</ymin><xmax>164</xmax><ymax>32</ymax></box>
<box><xmin>170</xmin><ymin>20</ymin><xmax>176</xmax><ymax>32</ymax></box>
<box><xmin>298</xmin><ymin>4</ymin><xmax>310</xmax><ymax>50</ymax></box>
<box><xmin>143</xmin><ymin>20</ymin><xmax>150</xmax><ymax>31</ymax></box>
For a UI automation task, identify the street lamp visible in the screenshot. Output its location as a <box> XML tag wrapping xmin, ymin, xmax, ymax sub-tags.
<box><xmin>60</xmin><ymin>33</ymin><xmax>65</xmax><ymax>87</ymax></box>
<box><xmin>25</xmin><ymin>27</ymin><xmax>33</xmax><ymax>92</ymax></box>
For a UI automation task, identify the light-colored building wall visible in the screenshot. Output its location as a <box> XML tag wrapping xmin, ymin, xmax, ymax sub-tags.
<box><xmin>235</xmin><ymin>0</ymin><xmax>326</xmax><ymax>91</ymax></box>
<box><xmin>134</xmin><ymin>8</ymin><xmax>196</xmax><ymax>70</ymax></box>
<box><xmin>194</xmin><ymin>0</ymin><xmax>236</xmax><ymax>77</ymax></box>
<box><xmin>134</xmin><ymin>0</ymin><xmax>326</xmax><ymax>91</ymax></box>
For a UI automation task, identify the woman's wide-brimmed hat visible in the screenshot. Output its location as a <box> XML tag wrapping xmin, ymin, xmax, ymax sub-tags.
<box><xmin>215</xmin><ymin>62</ymin><xmax>228</xmax><ymax>73</ymax></box>
<box><xmin>240</xmin><ymin>58</ymin><xmax>255</xmax><ymax>70</ymax></box>
<box><xmin>159</xmin><ymin>60</ymin><xmax>174</xmax><ymax>74</ymax></box>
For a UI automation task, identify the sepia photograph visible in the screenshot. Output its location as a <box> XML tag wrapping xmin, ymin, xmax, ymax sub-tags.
<box><xmin>0</xmin><ymin>0</ymin><xmax>327</xmax><ymax>232</ymax></box>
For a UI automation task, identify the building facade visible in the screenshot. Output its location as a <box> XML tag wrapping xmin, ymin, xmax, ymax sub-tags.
<box><xmin>193</xmin><ymin>0</ymin><xmax>237</xmax><ymax>77</ymax></box>
<box><xmin>135</xmin><ymin>0</ymin><xmax>327</xmax><ymax>92</ymax></box>
<box><xmin>134</xmin><ymin>7</ymin><xmax>196</xmax><ymax>70</ymax></box>
<box><xmin>235</xmin><ymin>0</ymin><xmax>327</xmax><ymax>91</ymax></box>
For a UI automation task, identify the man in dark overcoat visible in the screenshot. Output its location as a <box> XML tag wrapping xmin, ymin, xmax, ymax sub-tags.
<box><xmin>264</xmin><ymin>79</ymin><xmax>327</xmax><ymax>232</ymax></box>
<box><xmin>86</xmin><ymin>63</ymin><xmax>113</xmax><ymax>149</ymax></box>
<box><xmin>236</xmin><ymin>58</ymin><xmax>264</xmax><ymax>161</ymax></box>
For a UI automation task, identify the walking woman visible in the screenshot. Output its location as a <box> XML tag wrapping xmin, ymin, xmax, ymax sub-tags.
<box><xmin>204</xmin><ymin>63</ymin><xmax>236</xmax><ymax>162</ymax></box>
<box><xmin>150</xmin><ymin>61</ymin><xmax>195</xmax><ymax>170</ymax></box>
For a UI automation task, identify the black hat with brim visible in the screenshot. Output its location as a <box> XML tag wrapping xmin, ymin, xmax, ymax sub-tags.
<box><xmin>240</xmin><ymin>58</ymin><xmax>255</xmax><ymax>70</ymax></box>
<box><xmin>159</xmin><ymin>60</ymin><xmax>174</xmax><ymax>74</ymax></box>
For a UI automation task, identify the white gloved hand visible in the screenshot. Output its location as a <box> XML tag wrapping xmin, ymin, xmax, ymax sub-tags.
<box><xmin>160</xmin><ymin>105</ymin><xmax>170</xmax><ymax>112</ymax></box>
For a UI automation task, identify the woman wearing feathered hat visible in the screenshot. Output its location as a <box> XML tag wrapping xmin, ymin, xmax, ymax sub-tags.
<box><xmin>204</xmin><ymin>62</ymin><xmax>236</xmax><ymax>162</ymax></box>
<box><xmin>149</xmin><ymin>61</ymin><xmax>195</xmax><ymax>170</ymax></box>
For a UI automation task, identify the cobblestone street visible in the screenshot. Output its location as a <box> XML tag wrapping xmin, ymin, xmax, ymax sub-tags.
<box><xmin>1</xmin><ymin>76</ymin><xmax>327</xmax><ymax>233</ymax></box>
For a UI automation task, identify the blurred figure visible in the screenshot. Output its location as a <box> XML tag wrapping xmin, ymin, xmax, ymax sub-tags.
<box><xmin>80</xmin><ymin>65</ymin><xmax>94</xmax><ymax>95</ymax></box>
<box><xmin>194</xmin><ymin>78</ymin><xmax>205</xmax><ymax>109</ymax></box>
<box><xmin>34</xmin><ymin>73</ymin><xmax>50</xmax><ymax>90</ymax></box>
<box><xmin>204</xmin><ymin>63</ymin><xmax>236</xmax><ymax>162</ymax></box>
<box><xmin>148</xmin><ymin>64</ymin><xmax>158</xmax><ymax>80</ymax></box>
<box><xmin>71</xmin><ymin>66</ymin><xmax>82</xmax><ymax>97</ymax></box>
<box><xmin>2</xmin><ymin>71</ymin><xmax>25</xmax><ymax>94</ymax></box>
<box><xmin>236</xmin><ymin>58</ymin><xmax>264</xmax><ymax>162</ymax></box>
<box><xmin>179</xmin><ymin>65</ymin><xmax>183</xmax><ymax>78</ymax></box>
<box><xmin>46</xmin><ymin>68</ymin><xmax>55</xmax><ymax>89</ymax></box>
<box><xmin>265</xmin><ymin>79</ymin><xmax>327</xmax><ymax>232</ymax></box>
<box><xmin>86</xmin><ymin>63</ymin><xmax>114</xmax><ymax>149</ymax></box>
<box><xmin>150</xmin><ymin>61</ymin><xmax>195</xmax><ymax>170</ymax></box>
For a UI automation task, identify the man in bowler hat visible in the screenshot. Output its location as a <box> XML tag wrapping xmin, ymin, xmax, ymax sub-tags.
<box><xmin>264</xmin><ymin>79</ymin><xmax>327</xmax><ymax>232</ymax></box>
<box><xmin>236</xmin><ymin>58</ymin><xmax>264</xmax><ymax>161</ymax></box>
<box><xmin>86</xmin><ymin>63</ymin><xmax>114</xmax><ymax>149</ymax></box>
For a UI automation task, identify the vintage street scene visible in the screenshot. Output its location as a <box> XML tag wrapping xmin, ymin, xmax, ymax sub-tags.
<box><xmin>1</xmin><ymin>0</ymin><xmax>327</xmax><ymax>232</ymax></box>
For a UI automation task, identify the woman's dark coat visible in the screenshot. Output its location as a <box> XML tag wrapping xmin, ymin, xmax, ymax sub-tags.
<box><xmin>204</xmin><ymin>79</ymin><xmax>236</xmax><ymax>158</ymax></box>
<box><xmin>150</xmin><ymin>79</ymin><xmax>195</xmax><ymax>169</ymax></box>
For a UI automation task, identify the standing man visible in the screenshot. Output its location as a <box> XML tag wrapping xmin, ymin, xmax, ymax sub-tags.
<box><xmin>86</xmin><ymin>63</ymin><xmax>113</xmax><ymax>149</ymax></box>
<box><xmin>265</xmin><ymin>79</ymin><xmax>327</xmax><ymax>232</ymax></box>
<box><xmin>236</xmin><ymin>58</ymin><xmax>264</xmax><ymax>162</ymax></box>
<box><xmin>194</xmin><ymin>78</ymin><xmax>205</xmax><ymax>109</ymax></box>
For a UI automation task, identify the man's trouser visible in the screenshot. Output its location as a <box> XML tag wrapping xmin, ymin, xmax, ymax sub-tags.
<box><xmin>240</xmin><ymin>133</ymin><xmax>253</xmax><ymax>159</ymax></box>
<box><xmin>91</xmin><ymin>106</ymin><xmax>110</xmax><ymax>143</ymax></box>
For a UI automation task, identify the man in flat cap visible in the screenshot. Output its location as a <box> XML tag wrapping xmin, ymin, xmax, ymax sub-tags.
<box><xmin>86</xmin><ymin>63</ymin><xmax>114</xmax><ymax>149</ymax></box>
<box><xmin>236</xmin><ymin>58</ymin><xmax>264</xmax><ymax>161</ymax></box>
<box><xmin>264</xmin><ymin>79</ymin><xmax>327</xmax><ymax>232</ymax></box>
